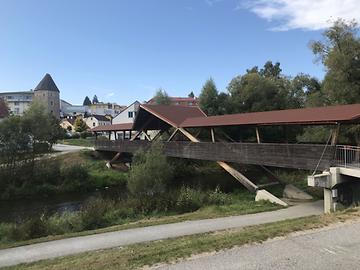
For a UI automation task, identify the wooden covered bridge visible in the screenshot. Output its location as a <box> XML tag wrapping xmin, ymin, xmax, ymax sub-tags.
<box><xmin>92</xmin><ymin>103</ymin><xmax>360</xmax><ymax>208</ymax></box>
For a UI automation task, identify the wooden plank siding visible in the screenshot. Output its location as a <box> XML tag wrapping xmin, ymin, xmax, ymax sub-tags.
<box><xmin>95</xmin><ymin>140</ymin><xmax>335</xmax><ymax>171</ymax></box>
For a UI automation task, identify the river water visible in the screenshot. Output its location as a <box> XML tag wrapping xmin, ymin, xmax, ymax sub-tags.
<box><xmin>0</xmin><ymin>188</ymin><xmax>123</xmax><ymax>223</ymax></box>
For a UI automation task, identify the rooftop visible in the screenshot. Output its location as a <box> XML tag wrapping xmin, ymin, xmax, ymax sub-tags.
<box><xmin>181</xmin><ymin>103</ymin><xmax>360</xmax><ymax>128</ymax></box>
<box><xmin>34</xmin><ymin>73</ymin><xmax>60</xmax><ymax>92</ymax></box>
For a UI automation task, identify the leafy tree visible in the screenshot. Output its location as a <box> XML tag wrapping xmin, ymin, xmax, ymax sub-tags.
<box><xmin>153</xmin><ymin>88</ymin><xmax>171</xmax><ymax>105</ymax></box>
<box><xmin>83</xmin><ymin>96</ymin><xmax>92</xmax><ymax>106</ymax></box>
<box><xmin>128</xmin><ymin>142</ymin><xmax>173</xmax><ymax>199</ymax></box>
<box><xmin>199</xmin><ymin>78</ymin><xmax>219</xmax><ymax>116</ymax></box>
<box><xmin>259</xmin><ymin>61</ymin><xmax>282</xmax><ymax>78</ymax></box>
<box><xmin>310</xmin><ymin>19</ymin><xmax>360</xmax><ymax>105</ymax></box>
<box><xmin>74</xmin><ymin>118</ymin><xmax>88</xmax><ymax>132</ymax></box>
<box><xmin>92</xmin><ymin>95</ymin><xmax>99</xmax><ymax>104</ymax></box>
<box><xmin>188</xmin><ymin>91</ymin><xmax>195</xmax><ymax>98</ymax></box>
<box><xmin>0</xmin><ymin>98</ymin><xmax>9</xmax><ymax>118</ymax></box>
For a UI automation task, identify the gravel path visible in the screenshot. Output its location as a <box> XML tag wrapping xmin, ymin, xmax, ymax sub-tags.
<box><xmin>155</xmin><ymin>218</ymin><xmax>360</xmax><ymax>270</ymax></box>
<box><xmin>0</xmin><ymin>201</ymin><xmax>323</xmax><ymax>268</ymax></box>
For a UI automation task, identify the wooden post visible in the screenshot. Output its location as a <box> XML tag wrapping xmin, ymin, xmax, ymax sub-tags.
<box><xmin>210</xmin><ymin>128</ymin><xmax>215</xmax><ymax>143</ymax></box>
<box><xmin>114</xmin><ymin>132</ymin><xmax>117</xmax><ymax>140</ymax></box>
<box><xmin>331</xmin><ymin>124</ymin><xmax>340</xmax><ymax>146</ymax></box>
<box><xmin>108</xmin><ymin>131</ymin><xmax>111</xmax><ymax>140</ymax></box>
<box><xmin>256</xmin><ymin>127</ymin><xmax>261</xmax><ymax>144</ymax></box>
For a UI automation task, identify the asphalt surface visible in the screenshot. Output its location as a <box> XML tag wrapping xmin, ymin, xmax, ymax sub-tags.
<box><xmin>0</xmin><ymin>201</ymin><xmax>323</xmax><ymax>267</ymax></box>
<box><xmin>155</xmin><ymin>219</ymin><xmax>360</xmax><ymax>270</ymax></box>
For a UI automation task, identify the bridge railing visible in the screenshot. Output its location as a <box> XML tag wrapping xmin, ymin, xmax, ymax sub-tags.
<box><xmin>335</xmin><ymin>145</ymin><xmax>360</xmax><ymax>168</ymax></box>
<box><xmin>95</xmin><ymin>140</ymin><xmax>336</xmax><ymax>171</ymax></box>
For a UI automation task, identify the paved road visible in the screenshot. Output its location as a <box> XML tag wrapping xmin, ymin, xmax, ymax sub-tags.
<box><xmin>155</xmin><ymin>219</ymin><xmax>360</xmax><ymax>270</ymax></box>
<box><xmin>52</xmin><ymin>143</ymin><xmax>94</xmax><ymax>153</ymax></box>
<box><xmin>0</xmin><ymin>201</ymin><xmax>323</xmax><ymax>268</ymax></box>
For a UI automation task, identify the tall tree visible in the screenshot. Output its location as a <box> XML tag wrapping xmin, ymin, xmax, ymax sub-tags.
<box><xmin>310</xmin><ymin>19</ymin><xmax>360</xmax><ymax>105</ymax></box>
<box><xmin>74</xmin><ymin>118</ymin><xmax>88</xmax><ymax>132</ymax></box>
<box><xmin>0</xmin><ymin>98</ymin><xmax>9</xmax><ymax>118</ymax></box>
<box><xmin>83</xmin><ymin>96</ymin><xmax>92</xmax><ymax>106</ymax></box>
<box><xmin>153</xmin><ymin>88</ymin><xmax>171</xmax><ymax>105</ymax></box>
<box><xmin>92</xmin><ymin>95</ymin><xmax>99</xmax><ymax>104</ymax></box>
<box><xmin>188</xmin><ymin>91</ymin><xmax>195</xmax><ymax>98</ymax></box>
<box><xmin>199</xmin><ymin>78</ymin><xmax>219</xmax><ymax>116</ymax></box>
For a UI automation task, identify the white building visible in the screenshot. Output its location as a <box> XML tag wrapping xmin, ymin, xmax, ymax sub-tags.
<box><xmin>112</xmin><ymin>101</ymin><xmax>140</xmax><ymax>125</ymax></box>
<box><xmin>0</xmin><ymin>91</ymin><xmax>33</xmax><ymax>115</ymax></box>
<box><xmin>84</xmin><ymin>114</ymin><xmax>111</xmax><ymax>129</ymax></box>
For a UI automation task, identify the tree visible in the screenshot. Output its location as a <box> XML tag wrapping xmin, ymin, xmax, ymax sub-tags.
<box><xmin>0</xmin><ymin>98</ymin><xmax>9</xmax><ymax>118</ymax></box>
<box><xmin>310</xmin><ymin>19</ymin><xmax>360</xmax><ymax>105</ymax></box>
<box><xmin>188</xmin><ymin>91</ymin><xmax>195</xmax><ymax>98</ymax></box>
<box><xmin>199</xmin><ymin>78</ymin><xmax>219</xmax><ymax>116</ymax></box>
<box><xmin>153</xmin><ymin>88</ymin><xmax>171</xmax><ymax>105</ymax></box>
<box><xmin>92</xmin><ymin>95</ymin><xmax>99</xmax><ymax>104</ymax></box>
<box><xmin>74</xmin><ymin>118</ymin><xmax>88</xmax><ymax>132</ymax></box>
<box><xmin>83</xmin><ymin>96</ymin><xmax>92</xmax><ymax>106</ymax></box>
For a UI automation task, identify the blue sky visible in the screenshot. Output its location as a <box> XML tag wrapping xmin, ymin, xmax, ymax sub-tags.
<box><xmin>0</xmin><ymin>0</ymin><xmax>358</xmax><ymax>105</ymax></box>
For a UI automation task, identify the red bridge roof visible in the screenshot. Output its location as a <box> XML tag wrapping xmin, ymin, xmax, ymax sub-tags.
<box><xmin>180</xmin><ymin>103</ymin><xmax>360</xmax><ymax>127</ymax></box>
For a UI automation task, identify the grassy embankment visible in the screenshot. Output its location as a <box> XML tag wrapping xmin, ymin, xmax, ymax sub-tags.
<box><xmin>4</xmin><ymin>207</ymin><xmax>360</xmax><ymax>270</ymax></box>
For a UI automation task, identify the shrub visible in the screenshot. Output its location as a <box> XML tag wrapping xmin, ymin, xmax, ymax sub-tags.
<box><xmin>176</xmin><ymin>186</ymin><xmax>205</xmax><ymax>213</ymax></box>
<box><xmin>80</xmin><ymin>198</ymin><xmax>112</xmax><ymax>230</ymax></box>
<box><xmin>207</xmin><ymin>186</ymin><xmax>232</xmax><ymax>205</ymax></box>
<box><xmin>47</xmin><ymin>212</ymin><xmax>83</xmax><ymax>235</ymax></box>
<box><xmin>89</xmin><ymin>170</ymin><xmax>127</xmax><ymax>188</ymax></box>
<box><xmin>71</xmin><ymin>133</ymin><xmax>81</xmax><ymax>139</ymax></box>
<box><xmin>61</xmin><ymin>164</ymin><xmax>89</xmax><ymax>191</ymax></box>
<box><xmin>128</xmin><ymin>142</ymin><xmax>173</xmax><ymax>199</ymax></box>
<box><xmin>0</xmin><ymin>223</ymin><xmax>14</xmax><ymax>243</ymax></box>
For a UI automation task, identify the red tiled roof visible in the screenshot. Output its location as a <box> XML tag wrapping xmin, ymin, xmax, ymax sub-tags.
<box><xmin>140</xmin><ymin>104</ymin><xmax>206</xmax><ymax>127</ymax></box>
<box><xmin>180</xmin><ymin>104</ymin><xmax>360</xmax><ymax>128</ymax></box>
<box><xmin>91</xmin><ymin>123</ymin><xmax>133</xmax><ymax>132</ymax></box>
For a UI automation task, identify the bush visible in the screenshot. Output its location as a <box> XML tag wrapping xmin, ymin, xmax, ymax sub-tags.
<box><xmin>207</xmin><ymin>186</ymin><xmax>232</xmax><ymax>205</ymax></box>
<box><xmin>47</xmin><ymin>212</ymin><xmax>83</xmax><ymax>235</ymax></box>
<box><xmin>176</xmin><ymin>186</ymin><xmax>205</xmax><ymax>213</ymax></box>
<box><xmin>61</xmin><ymin>164</ymin><xmax>89</xmax><ymax>191</ymax></box>
<box><xmin>80</xmin><ymin>198</ymin><xmax>112</xmax><ymax>230</ymax></box>
<box><xmin>128</xmin><ymin>143</ymin><xmax>173</xmax><ymax>198</ymax></box>
<box><xmin>89</xmin><ymin>170</ymin><xmax>127</xmax><ymax>188</ymax></box>
<box><xmin>71</xmin><ymin>133</ymin><xmax>81</xmax><ymax>139</ymax></box>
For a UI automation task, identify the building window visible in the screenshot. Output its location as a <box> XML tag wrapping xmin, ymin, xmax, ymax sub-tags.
<box><xmin>128</xmin><ymin>111</ymin><xmax>133</xmax><ymax>118</ymax></box>
<box><xmin>14</xmin><ymin>101</ymin><xmax>19</xmax><ymax>106</ymax></box>
<box><xmin>93</xmin><ymin>123</ymin><xmax>95</xmax><ymax>127</ymax></box>
<box><xmin>51</xmin><ymin>101</ymin><xmax>53</xmax><ymax>106</ymax></box>
<box><xmin>6</xmin><ymin>96</ymin><xmax>13</xmax><ymax>100</ymax></box>
<box><xmin>43</xmin><ymin>93</ymin><xmax>45</xmax><ymax>97</ymax></box>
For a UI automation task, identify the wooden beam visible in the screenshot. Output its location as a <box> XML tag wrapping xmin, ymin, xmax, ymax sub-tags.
<box><xmin>130</xmin><ymin>118</ymin><xmax>153</xmax><ymax>141</ymax></box>
<box><xmin>256</xmin><ymin>127</ymin><xmax>261</xmax><ymax>144</ymax></box>
<box><xmin>211</xmin><ymin>128</ymin><xmax>215</xmax><ymax>143</ymax></box>
<box><xmin>167</xmin><ymin>128</ymin><xmax>179</xmax><ymax>142</ymax></box>
<box><xmin>142</xmin><ymin>131</ymin><xmax>151</xmax><ymax>141</ymax></box>
<box><xmin>331</xmin><ymin>124</ymin><xmax>340</xmax><ymax>146</ymax></box>
<box><xmin>217</xmin><ymin>161</ymin><xmax>258</xmax><ymax>192</ymax></box>
<box><xmin>178</xmin><ymin>127</ymin><xmax>259</xmax><ymax>192</ymax></box>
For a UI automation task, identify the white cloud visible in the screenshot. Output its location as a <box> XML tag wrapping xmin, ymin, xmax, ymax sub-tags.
<box><xmin>241</xmin><ymin>0</ymin><xmax>360</xmax><ymax>31</ymax></box>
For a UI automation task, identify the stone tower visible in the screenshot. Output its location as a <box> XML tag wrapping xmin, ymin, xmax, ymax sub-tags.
<box><xmin>33</xmin><ymin>73</ymin><xmax>60</xmax><ymax>118</ymax></box>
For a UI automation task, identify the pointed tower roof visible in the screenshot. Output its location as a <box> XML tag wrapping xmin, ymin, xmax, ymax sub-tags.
<box><xmin>34</xmin><ymin>73</ymin><xmax>60</xmax><ymax>92</ymax></box>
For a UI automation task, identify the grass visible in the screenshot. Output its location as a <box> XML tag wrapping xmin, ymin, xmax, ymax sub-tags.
<box><xmin>0</xmin><ymin>191</ymin><xmax>280</xmax><ymax>250</ymax></box>
<box><xmin>59</xmin><ymin>138</ymin><xmax>94</xmax><ymax>147</ymax></box>
<box><xmin>5</xmin><ymin>207</ymin><xmax>360</xmax><ymax>270</ymax></box>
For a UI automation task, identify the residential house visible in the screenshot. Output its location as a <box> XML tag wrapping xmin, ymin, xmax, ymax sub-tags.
<box><xmin>88</xmin><ymin>102</ymin><xmax>125</xmax><ymax>117</ymax></box>
<box><xmin>84</xmin><ymin>114</ymin><xmax>111</xmax><ymax>129</ymax></box>
<box><xmin>112</xmin><ymin>101</ymin><xmax>140</xmax><ymax>125</ymax></box>
<box><xmin>60</xmin><ymin>116</ymin><xmax>76</xmax><ymax>132</ymax></box>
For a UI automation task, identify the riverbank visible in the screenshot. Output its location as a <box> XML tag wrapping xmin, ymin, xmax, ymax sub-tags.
<box><xmin>0</xmin><ymin>200</ymin><xmax>332</xmax><ymax>269</ymax></box>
